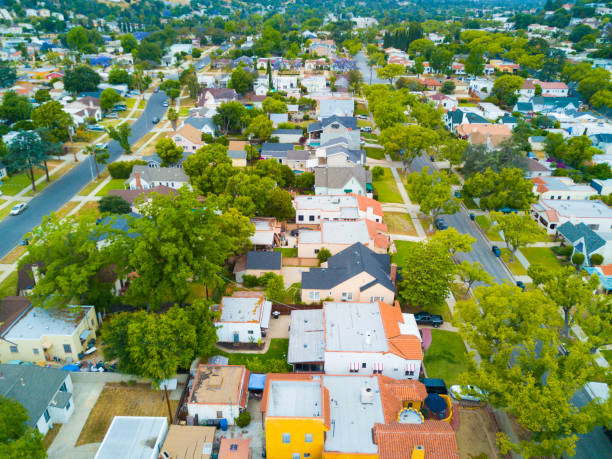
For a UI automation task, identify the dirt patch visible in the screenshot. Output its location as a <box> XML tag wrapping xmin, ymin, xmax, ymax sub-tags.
<box><xmin>456</xmin><ymin>408</ymin><xmax>500</xmax><ymax>459</ymax></box>
<box><xmin>386</xmin><ymin>212</ymin><xmax>417</xmax><ymax>236</ymax></box>
<box><xmin>77</xmin><ymin>383</ymin><xmax>179</xmax><ymax>446</ymax></box>
<box><xmin>43</xmin><ymin>424</ymin><xmax>62</xmax><ymax>450</ymax></box>
<box><xmin>55</xmin><ymin>201</ymin><xmax>80</xmax><ymax>220</ymax></box>
<box><xmin>0</xmin><ymin>245</ymin><xmax>26</xmax><ymax>264</ymax></box>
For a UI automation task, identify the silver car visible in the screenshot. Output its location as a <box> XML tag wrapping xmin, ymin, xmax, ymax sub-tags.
<box><xmin>10</xmin><ymin>203</ymin><xmax>27</xmax><ymax>216</ymax></box>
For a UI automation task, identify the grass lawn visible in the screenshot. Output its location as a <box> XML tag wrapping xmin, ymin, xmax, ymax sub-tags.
<box><xmin>96</xmin><ymin>179</ymin><xmax>127</xmax><ymax>196</ymax></box>
<box><xmin>392</xmin><ymin>240</ymin><xmax>416</xmax><ymax>264</ymax></box>
<box><xmin>0</xmin><ymin>246</ymin><xmax>26</xmax><ymax>264</ymax></box>
<box><xmin>78</xmin><ymin>171</ymin><xmax>110</xmax><ymax>196</ymax></box>
<box><xmin>186</xmin><ymin>282</ymin><xmax>209</xmax><ymax>303</ymax></box>
<box><xmin>373</xmin><ymin>168</ymin><xmax>402</xmax><ymax>203</ymax></box>
<box><xmin>77</xmin><ymin>383</ymin><xmax>178</xmax><ymax>445</ymax></box>
<box><xmin>424</xmin><ymin>330</ymin><xmax>470</xmax><ymax>385</ymax></box>
<box><xmin>386</xmin><ymin>212</ymin><xmax>417</xmax><ymax>236</ymax></box>
<box><xmin>74</xmin><ymin>201</ymin><xmax>101</xmax><ymax>218</ymax></box>
<box><xmin>125</xmin><ymin>98</ymin><xmax>136</xmax><ymax>109</ymax></box>
<box><xmin>0</xmin><ymin>170</ymin><xmax>43</xmax><ymax>196</ymax></box>
<box><xmin>462</xmin><ymin>195</ymin><xmax>479</xmax><ymax>210</ymax></box>
<box><xmin>500</xmin><ymin>249</ymin><xmax>527</xmax><ymax>276</ymax></box>
<box><xmin>178</xmin><ymin>107</ymin><xmax>190</xmax><ymax>117</ymax></box>
<box><xmin>216</xmin><ymin>338</ymin><xmax>292</xmax><ymax>372</ymax></box>
<box><xmin>474</xmin><ymin>215</ymin><xmax>502</xmax><ymax>241</ymax></box>
<box><xmin>0</xmin><ymin>201</ymin><xmax>25</xmax><ymax>222</ymax></box>
<box><xmin>138</xmin><ymin>99</ymin><xmax>146</xmax><ymax>109</ymax></box>
<box><xmin>274</xmin><ymin>247</ymin><xmax>298</xmax><ymax>257</ymax></box>
<box><xmin>55</xmin><ymin>201</ymin><xmax>79</xmax><ymax>220</ymax></box>
<box><xmin>0</xmin><ymin>271</ymin><xmax>18</xmax><ymax>298</ymax></box>
<box><xmin>357</xmin><ymin>119</ymin><xmax>373</xmax><ymax>128</ymax></box>
<box><xmin>365</xmin><ymin>147</ymin><xmax>385</xmax><ymax>160</ymax></box>
<box><xmin>355</xmin><ymin>103</ymin><xmax>368</xmax><ymax>116</ymax></box>
<box><xmin>362</xmin><ymin>133</ymin><xmax>379</xmax><ymax>141</ymax></box>
<box><xmin>521</xmin><ymin>247</ymin><xmax>564</xmax><ymax>271</ymax></box>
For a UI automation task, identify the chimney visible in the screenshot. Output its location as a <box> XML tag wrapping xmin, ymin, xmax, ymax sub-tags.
<box><xmin>411</xmin><ymin>445</ymin><xmax>425</xmax><ymax>459</ymax></box>
<box><xmin>135</xmin><ymin>172</ymin><xmax>142</xmax><ymax>190</ymax></box>
<box><xmin>390</xmin><ymin>263</ymin><xmax>397</xmax><ymax>286</ymax></box>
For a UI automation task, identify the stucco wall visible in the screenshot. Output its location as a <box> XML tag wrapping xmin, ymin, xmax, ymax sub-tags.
<box><xmin>324</xmin><ymin>351</ymin><xmax>421</xmax><ymax>380</ymax></box>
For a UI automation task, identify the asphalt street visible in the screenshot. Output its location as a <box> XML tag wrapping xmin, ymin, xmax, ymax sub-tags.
<box><xmin>355</xmin><ymin>51</ymin><xmax>387</xmax><ymax>85</ymax></box>
<box><xmin>409</xmin><ymin>155</ymin><xmax>511</xmax><ymax>284</ymax></box>
<box><xmin>0</xmin><ymin>91</ymin><xmax>169</xmax><ymax>258</ymax></box>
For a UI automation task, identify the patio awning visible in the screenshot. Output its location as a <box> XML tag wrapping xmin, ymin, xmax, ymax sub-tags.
<box><xmin>79</xmin><ymin>329</ymin><xmax>91</xmax><ymax>341</ymax></box>
<box><xmin>248</xmin><ymin>373</ymin><xmax>266</xmax><ymax>390</ymax></box>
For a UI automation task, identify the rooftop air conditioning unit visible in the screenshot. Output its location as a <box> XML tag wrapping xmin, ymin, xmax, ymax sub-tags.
<box><xmin>361</xmin><ymin>387</ymin><xmax>374</xmax><ymax>404</ymax></box>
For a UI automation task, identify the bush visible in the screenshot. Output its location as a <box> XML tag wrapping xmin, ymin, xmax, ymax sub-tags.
<box><xmin>241</xmin><ymin>275</ymin><xmax>259</xmax><ymax>287</ymax></box>
<box><xmin>235</xmin><ymin>410</ymin><xmax>251</xmax><ymax>427</ymax></box>
<box><xmin>372</xmin><ymin>166</ymin><xmax>385</xmax><ymax>180</ymax></box>
<box><xmin>317</xmin><ymin>247</ymin><xmax>332</xmax><ymax>264</ymax></box>
<box><xmin>553</xmin><ymin>245</ymin><xmax>574</xmax><ymax>258</ymax></box>
<box><xmin>572</xmin><ymin>252</ymin><xmax>585</xmax><ymax>267</ymax></box>
<box><xmin>108</xmin><ymin>160</ymin><xmax>147</xmax><ymax>179</ymax></box>
<box><xmin>99</xmin><ymin>195</ymin><xmax>131</xmax><ymax>214</ymax></box>
<box><xmin>590</xmin><ymin>253</ymin><xmax>604</xmax><ymax>266</ymax></box>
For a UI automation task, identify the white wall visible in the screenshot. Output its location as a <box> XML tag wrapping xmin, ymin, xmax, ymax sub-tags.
<box><xmin>216</xmin><ymin>322</ymin><xmax>262</xmax><ymax>344</ymax></box>
<box><xmin>324</xmin><ymin>351</ymin><xmax>421</xmax><ymax>380</ymax></box>
<box><xmin>187</xmin><ymin>403</ymin><xmax>241</xmax><ymax>425</ymax></box>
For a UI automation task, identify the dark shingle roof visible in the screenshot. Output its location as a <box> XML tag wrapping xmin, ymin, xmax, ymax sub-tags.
<box><xmin>557</xmin><ymin>222</ymin><xmax>606</xmax><ymax>256</ymax></box>
<box><xmin>0</xmin><ymin>297</ymin><xmax>31</xmax><ymax>336</ymax></box>
<box><xmin>0</xmin><ymin>364</ymin><xmax>70</xmax><ymax>428</ymax></box>
<box><xmin>272</xmin><ymin>129</ymin><xmax>302</xmax><ymax>135</ymax></box>
<box><xmin>245</xmin><ymin>251</ymin><xmax>281</xmax><ymax>270</ymax></box>
<box><xmin>307</xmin><ymin>115</ymin><xmax>358</xmax><ymax>133</ymax></box>
<box><xmin>301</xmin><ymin>243</ymin><xmax>393</xmax><ymax>291</ymax></box>
<box><xmin>261</xmin><ymin>143</ymin><xmax>295</xmax><ymax>153</ymax></box>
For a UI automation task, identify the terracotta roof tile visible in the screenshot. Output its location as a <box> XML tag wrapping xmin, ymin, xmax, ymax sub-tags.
<box><xmin>378</xmin><ymin>376</ymin><xmax>428</xmax><ymax>423</ymax></box>
<box><xmin>350</xmin><ymin>194</ymin><xmax>384</xmax><ymax>217</ymax></box>
<box><xmin>378</xmin><ymin>301</ymin><xmax>403</xmax><ymax>338</ymax></box>
<box><xmin>600</xmin><ymin>264</ymin><xmax>612</xmax><ymax>275</ymax></box>
<box><xmin>388</xmin><ymin>335</ymin><xmax>423</xmax><ymax>360</ymax></box>
<box><xmin>374</xmin><ymin>421</ymin><xmax>460</xmax><ymax>459</ymax></box>
<box><xmin>239</xmin><ymin>368</ymin><xmax>250</xmax><ymax>409</ymax></box>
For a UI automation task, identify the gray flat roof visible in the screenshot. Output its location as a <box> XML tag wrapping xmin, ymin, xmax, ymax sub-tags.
<box><xmin>219</xmin><ymin>296</ymin><xmax>270</xmax><ymax>323</ymax></box>
<box><xmin>538</xmin><ymin>199</ymin><xmax>612</xmax><ymax>218</ymax></box>
<box><xmin>323</xmin><ymin>375</ymin><xmax>384</xmax><ymax>454</ymax></box>
<box><xmin>4</xmin><ymin>306</ymin><xmax>93</xmax><ymax>340</ymax></box>
<box><xmin>322</xmin><ymin>220</ymin><xmax>370</xmax><ymax>245</ymax></box>
<box><xmin>95</xmin><ymin>416</ymin><xmax>168</xmax><ymax>459</ymax></box>
<box><xmin>288</xmin><ymin>309</ymin><xmax>325</xmax><ymax>364</ymax></box>
<box><xmin>324</xmin><ymin>302</ymin><xmax>388</xmax><ymax>353</ymax></box>
<box><xmin>267</xmin><ymin>380</ymin><xmax>323</xmax><ymax>418</ymax></box>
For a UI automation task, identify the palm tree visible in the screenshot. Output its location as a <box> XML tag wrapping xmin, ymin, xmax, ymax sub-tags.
<box><xmin>167</xmin><ymin>108</ymin><xmax>179</xmax><ymax>130</ymax></box>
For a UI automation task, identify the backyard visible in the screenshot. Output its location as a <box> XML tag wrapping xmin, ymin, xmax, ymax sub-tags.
<box><xmin>216</xmin><ymin>338</ymin><xmax>291</xmax><ymax>372</ymax></box>
<box><xmin>0</xmin><ymin>271</ymin><xmax>17</xmax><ymax>298</ymax></box>
<box><xmin>373</xmin><ymin>168</ymin><xmax>402</xmax><ymax>203</ymax></box>
<box><xmin>423</xmin><ymin>329</ymin><xmax>470</xmax><ymax>385</ymax></box>
<box><xmin>76</xmin><ymin>383</ymin><xmax>179</xmax><ymax>445</ymax></box>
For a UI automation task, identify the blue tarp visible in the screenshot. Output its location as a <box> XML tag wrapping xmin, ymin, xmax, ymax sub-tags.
<box><xmin>425</xmin><ymin>393</ymin><xmax>446</xmax><ymax>413</ymax></box>
<box><xmin>62</xmin><ymin>364</ymin><xmax>81</xmax><ymax>372</ymax></box>
<box><xmin>248</xmin><ymin>373</ymin><xmax>266</xmax><ymax>390</ymax></box>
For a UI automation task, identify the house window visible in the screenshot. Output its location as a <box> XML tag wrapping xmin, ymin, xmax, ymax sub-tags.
<box><xmin>216</xmin><ymin>411</ymin><xmax>223</xmax><ymax>418</ymax></box>
<box><xmin>63</xmin><ymin>344</ymin><xmax>72</xmax><ymax>353</ymax></box>
<box><xmin>282</xmin><ymin>433</ymin><xmax>291</xmax><ymax>443</ymax></box>
<box><xmin>60</xmin><ymin>382</ymin><xmax>67</xmax><ymax>392</ymax></box>
<box><xmin>293</xmin><ymin>454</ymin><xmax>300</xmax><ymax>459</ymax></box>
<box><xmin>309</xmin><ymin>215</ymin><xmax>315</xmax><ymax>222</ymax></box>
<box><xmin>230</xmin><ymin>444</ymin><xmax>238</xmax><ymax>451</ymax></box>
<box><xmin>298</xmin><ymin>215</ymin><xmax>304</xmax><ymax>221</ymax></box>
<box><xmin>341</xmin><ymin>292</ymin><xmax>353</xmax><ymax>301</ymax></box>
<box><xmin>305</xmin><ymin>455</ymin><xmax>311</xmax><ymax>458</ymax></box>
<box><xmin>66</xmin><ymin>400</ymin><xmax>70</xmax><ymax>411</ymax></box>
<box><xmin>309</xmin><ymin>291</ymin><xmax>320</xmax><ymax>300</ymax></box>
<box><xmin>43</xmin><ymin>409</ymin><xmax>50</xmax><ymax>422</ymax></box>
<box><xmin>248</xmin><ymin>330</ymin><xmax>254</xmax><ymax>334</ymax></box>
<box><xmin>557</xmin><ymin>196</ymin><xmax>562</xmax><ymax>200</ymax></box>
<box><xmin>314</xmin><ymin>249</ymin><xmax>319</xmax><ymax>254</ymax></box>
<box><xmin>370</xmin><ymin>296</ymin><xmax>383</xmax><ymax>302</ymax></box>
<box><xmin>362</xmin><ymin>362</ymin><xmax>367</xmax><ymax>369</ymax></box>
<box><xmin>405</xmin><ymin>370</ymin><xmax>414</xmax><ymax>376</ymax></box>
<box><xmin>567</xmin><ymin>196</ymin><xmax>570</xmax><ymax>200</ymax></box>
<box><xmin>33</xmin><ymin>348</ymin><xmax>39</xmax><ymax>355</ymax></box>
<box><xmin>305</xmin><ymin>433</ymin><xmax>313</xmax><ymax>443</ymax></box>
<box><xmin>9</xmin><ymin>346</ymin><xmax>17</xmax><ymax>353</ymax></box>
<box><xmin>550</xmin><ymin>196</ymin><xmax>554</xmax><ymax>200</ymax></box>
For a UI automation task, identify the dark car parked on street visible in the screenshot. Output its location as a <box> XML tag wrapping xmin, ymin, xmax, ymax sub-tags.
<box><xmin>414</xmin><ymin>311</ymin><xmax>443</xmax><ymax>328</ymax></box>
<box><xmin>435</xmin><ymin>217</ymin><xmax>448</xmax><ymax>230</ymax></box>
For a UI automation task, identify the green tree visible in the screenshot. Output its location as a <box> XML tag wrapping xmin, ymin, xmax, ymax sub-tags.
<box><xmin>377</xmin><ymin>63</ymin><xmax>405</xmax><ymax>85</ymax></box>
<box><xmin>155</xmin><ymin>137</ymin><xmax>184</xmax><ymax>166</ymax></box>
<box><xmin>590</xmin><ymin>89</ymin><xmax>612</xmax><ymax>109</ymax></box>
<box><xmin>106</xmin><ymin>123</ymin><xmax>132</xmax><ymax>155</ymax></box>
<box><xmin>380</xmin><ymin>124</ymin><xmax>439</xmax><ymax>172</ymax></box>
<box><xmin>245</xmin><ymin>114</ymin><xmax>273</xmax><ymax>142</ymax></box>
<box><xmin>108</xmin><ymin>66</ymin><xmax>131</xmax><ymax>85</ymax></box>
<box><xmin>440</xmin><ymin>80</ymin><xmax>455</xmax><ymax>94</ymax></box>
<box><xmin>264</xmin><ymin>274</ymin><xmax>287</xmax><ymax>303</ymax></box>
<box><xmin>66</xmin><ymin>25</ymin><xmax>89</xmax><ymax>51</ymax></box>
<box><xmin>491</xmin><ymin>74</ymin><xmax>524</xmax><ymax>107</ymax></box>
<box><xmin>0</xmin><ymin>396</ymin><xmax>46</xmax><ymax>459</ymax></box>
<box><xmin>317</xmin><ymin>247</ymin><xmax>332</xmax><ymax>264</ymax></box>
<box><xmin>463</xmin><ymin>168</ymin><xmax>535</xmax><ymax>210</ymax></box>
<box><xmin>440</xmin><ymin>138</ymin><xmax>468</xmax><ymax>174</ymax></box>
<box><xmin>407</xmin><ymin>167</ymin><xmax>460</xmax><ymax>229</ymax></box>
<box><xmin>430</xmin><ymin>227</ymin><xmax>476</xmax><ymax>256</ymax></box>
<box><xmin>490</xmin><ymin>211</ymin><xmax>544</xmax><ymax>262</ymax></box>
<box><xmin>457</xmin><ymin>261</ymin><xmax>492</xmax><ymax>297</ymax></box>
<box><xmin>347</xmin><ymin>69</ymin><xmax>363</xmax><ymax>94</ymax></box>
<box><xmin>123</xmin><ymin>188</ymin><xmax>253</xmax><ymax>309</ymax></box>
<box><xmin>135</xmin><ymin>41</ymin><xmax>163</xmax><ymax>64</ymax></box>
<box><xmin>465</xmin><ymin>48</ymin><xmax>485</xmax><ymax>76</ymax></box>
<box><xmin>183</xmin><ymin>144</ymin><xmax>235</xmax><ymax>195</ymax></box>
<box><xmin>0</xmin><ymin>61</ymin><xmax>17</xmax><ymax>88</ymax></box>
<box><xmin>167</xmin><ymin>107</ymin><xmax>179</xmax><ymax>130</ymax></box>
<box><xmin>213</xmin><ymin>101</ymin><xmax>248</xmax><ymax>135</ymax></box>
<box><xmin>34</xmin><ymin>89</ymin><xmax>51</xmax><ymax>104</ymax></box>
<box><xmin>6</xmin><ymin>130</ymin><xmax>48</xmax><ymax>191</ymax></box>
<box><xmin>100</xmin><ymin>88</ymin><xmax>122</xmax><ymax>113</ymax></box>
<box><xmin>84</xmin><ymin>144</ymin><xmax>109</xmax><ymax>178</ymax></box>
<box><xmin>228</xmin><ymin>66</ymin><xmax>255</xmax><ymax>95</ymax></box>
<box><xmin>0</xmin><ymin>90</ymin><xmax>32</xmax><ymax>124</ymax></box>
<box><xmin>63</xmin><ymin>65</ymin><xmax>101</xmax><ymax>95</ymax></box>
<box><xmin>572</xmin><ymin>252</ymin><xmax>585</xmax><ymax>268</ymax></box>
<box><xmin>264</xmin><ymin>188</ymin><xmax>295</xmax><ymax>220</ymax></box>
<box><xmin>31</xmin><ymin>101</ymin><xmax>73</xmax><ymax>143</ymax></box>
<box><xmin>120</xmin><ymin>33</ymin><xmax>138</xmax><ymax>53</ymax></box>
<box><xmin>99</xmin><ymin>195</ymin><xmax>131</xmax><ymax>214</ymax></box>
<box><xmin>429</xmin><ymin>47</ymin><xmax>453</xmax><ymax>74</ymax></box>
<box><xmin>262</xmin><ymin>97</ymin><xmax>288</xmax><ymax>114</ymax></box>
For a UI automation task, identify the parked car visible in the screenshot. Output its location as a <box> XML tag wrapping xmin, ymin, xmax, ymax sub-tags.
<box><xmin>449</xmin><ymin>385</ymin><xmax>485</xmax><ymax>402</ymax></box>
<box><xmin>105</xmin><ymin>113</ymin><xmax>119</xmax><ymax>119</ymax></box>
<box><xmin>357</xmin><ymin>114</ymin><xmax>368</xmax><ymax>119</ymax></box>
<box><xmin>516</xmin><ymin>280</ymin><xmax>525</xmax><ymax>291</ymax></box>
<box><xmin>95</xmin><ymin>143</ymin><xmax>108</xmax><ymax>150</ymax></box>
<box><xmin>454</xmin><ymin>190</ymin><xmax>461</xmax><ymax>198</ymax></box>
<box><xmin>360</xmin><ymin>126</ymin><xmax>372</xmax><ymax>133</ymax></box>
<box><xmin>435</xmin><ymin>217</ymin><xmax>448</xmax><ymax>230</ymax></box>
<box><xmin>88</xmin><ymin>124</ymin><xmax>105</xmax><ymax>131</ymax></box>
<box><xmin>152</xmin><ymin>116</ymin><xmax>160</xmax><ymax>124</ymax></box>
<box><xmin>154</xmin><ymin>87</ymin><xmax>159</xmax><ymax>93</ymax></box>
<box><xmin>10</xmin><ymin>203</ymin><xmax>27</xmax><ymax>216</ymax></box>
<box><xmin>414</xmin><ymin>311</ymin><xmax>443</xmax><ymax>328</ymax></box>
<box><xmin>491</xmin><ymin>245</ymin><xmax>501</xmax><ymax>257</ymax></box>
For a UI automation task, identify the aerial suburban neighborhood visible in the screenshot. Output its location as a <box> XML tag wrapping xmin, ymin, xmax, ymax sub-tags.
<box><xmin>0</xmin><ymin>0</ymin><xmax>611</xmax><ymax>458</ymax></box>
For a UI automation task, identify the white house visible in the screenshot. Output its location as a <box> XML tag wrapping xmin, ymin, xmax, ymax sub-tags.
<box><xmin>532</xmin><ymin>176</ymin><xmax>598</xmax><ymax>201</ymax></box>
<box><xmin>272</xmin><ymin>75</ymin><xmax>298</xmax><ymax>91</ymax></box>
<box><xmin>294</xmin><ymin>194</ymin><xmax>383</xmax><ymax>224</ymax></box>
<box><xmin>314</xmin><ymin>166</ymin><xmax>372</xmax><ymax>197</ymax></box>
<box><xmin>477</xmin><ymin>102</ymin><xmax>507</xmax><ymax>120</ymax></box>
<box><xmin>125</xmin><ymin>166</ymin><xmax>190</xmax><ymax>191</ymax></box>
<box><xmin>95</xmin><ymin>416</ymin><xmax>168</xmax><ymax>459</ymax></box>
<box><xmin>0</xmin><ymin>365</ymin><xmax>75</xmax><ymax>436</ymax></box>
<box><xmin>319</xmin><ymin>98</ymin><xmax>354</xmax><ymax>118</ymax></box>
<box><xmin>187</xmin><ymin>365</ymin><xmax>249</xmax><ymax>425</ymax></box>
<box><xmin>287</xmin><ymin>302</ymin><xmax>423</xmax><ymax>379</ymax></box>
<box><xmin>530</xmin><ymin>199</ymin><xmax>612</xmax><ymax>234</ymax></box>
<box><xmin>302</xmin><ymin>75</ymin><xmax>327</xmax><ymax>93</ymax></box>
<box><xmin>215</xmin><ymin>294</ymin><xmax>272</xmax><ymax>344</ymax></box>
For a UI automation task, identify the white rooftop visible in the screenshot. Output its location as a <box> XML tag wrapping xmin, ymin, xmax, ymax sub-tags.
<box><xmin>322</xmin><ymin>220</ymin><xmax>370</xmax><ymax>245</ymax></box>
<box><xmin>300</xmin><ymin>230</ymin><xmax>322</xmax><ymax>244</ymax></box>
<box><xmin>267</xmin><ymin>379</ymin><xmax>323</xmax><ymax>417</ymax></box>
<box><xmin>219</xmin><ymin>297</ymin><xmax>271</xmax><ymax>325</ymax></box>
<box><xmin>4</xmin><ymin>306</ymin><xmax>93</xmax><ymax>340</ymax></box>
<box><xmin>323</xmin><ymin>375</ymin><xmax>384</xmax><ymax>454</ymax></box>
<box><xmin>537</xmin><ymin>199</ymin><xmax>612</xmax><ymax>219</ymax></box>
<box><xmin>95</xmin><ymin>416</ymin><xmax>167</xmax><ymax>459</ymax></box>
<box><xmin>295</xmin><ymin>194</ymin><xmax>359</xmax><ymax>212</ymax></box>
<box><xmin>398</xmin><ymin>313</ymin><xmax>421</xmax><ymax>340</ymax></box>
<box><xmin>287</xmin><ymin>309</ymin><xmax>325</xmax><ymax>364</ymax></box>
<box><xmin>324</xmin><ymin>302</ymin><xmax>388</xmax><ymax>353</ymax></box>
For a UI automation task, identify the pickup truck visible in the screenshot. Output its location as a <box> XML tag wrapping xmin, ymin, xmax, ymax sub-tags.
<box><xmin>414</xmin><ymin>311</ymin><xmax>443</xmax><ymax>328</ymax></box>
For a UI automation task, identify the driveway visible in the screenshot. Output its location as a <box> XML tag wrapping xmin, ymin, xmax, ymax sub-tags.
<box><xmin>0</xmin><ymin>91</ymin><xmax>169</xmax><ymax>259</ymax></box>
<box><xmin>47</xmin><ymin>380</ymin><xmax>106</xmax><ymax>459</ymax></box>
<box><xmin>217</xmin><ymin>398</ymin><xmax>264</xmax><ymax>457</ymax></box>
<box><xmin>280</xmin><ymin>266</ymin><xmax>309</xmax><ymax>287</ymax></box>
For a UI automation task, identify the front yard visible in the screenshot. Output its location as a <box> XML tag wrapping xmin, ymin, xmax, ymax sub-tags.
<box><xmin>474</xmin><ymin>215</ymin><xmax>502</xmax><ymax>241</ymax></box>
<box><xmin>365</xmin><ymin>146</ymin><xmax>385</xmax><ymax>160</ymax></box>
<box><xmin>96</xmin><ymin>178</ymin><xmax>127</xmax><ymax>196</ymax></box>
<box><xmin>391</xmin><ymin>240</ymin><xmax>416</xmax><ymax>264</ymax></box>
<box><xmin>521</xmin><ymin>247</ymin><xmax>565</xmax><ymax>271</ymax></box>
<box><xmin>0</xmin><ymin>169</ymin><xmax>44</xmax><ymax>195</ymax></box>
<box><xmin>423</xmin><ymin>329</ymin><xmax>470</xmax><ymax>385</ymax></box>
<box><xmin>0</xmin><ymin>271</ymin><xmax>18</xmax><ymax>298</ymax></box>
<box><xmin>500</xmin><ymin>249</ymin><xmax>527</xmax><ymax>276</ymax></box>
<box><xmin>373</xmin><ymin>168</ymin><xmax>402</xmax><ymax>203</ymax></box>
<box><xmin>386</xmin><ymin>212</ymin><xmax>417</xmax><ymax>236</ymax></box>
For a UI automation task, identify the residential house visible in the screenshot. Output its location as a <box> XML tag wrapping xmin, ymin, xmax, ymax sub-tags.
<box><xmin>167</xmin><ymin>123</ymin><xmax>205</xmax><ymax>152</ymax></box>
<box><xmin>270</xmin><ymin>113</ymin><xmax>289</xmax><ymax>126</ymax></box>
<box><xmin>532</xmin><ymin>96</ymin><xmax>580</xmax><ymax>113</ymax></box>
<box><xmin>532</xmin><ymin>176</ymin><xmax>597</xmax><ymax>200</ymax></box>
<box><xmin>0</xmin><ymin>299</ymin><xmax>98</xmax><ymax>364</ymax></box>
<box><xmin>197</xmin><ymin>88</ymin><xmax>237</xmax><ymax>108</ymax></box>
<box><xmin>530</xmin><ymin>199</ymin><xmax>612</xmax><ymax>234</ymax></box>
<box><xmin>232</xmin><ymin>56</ymin><xmax>253</xmax><ymax>68</ymax></box>
<box><xmin>489</xmin><ymin>59</ymin><xmax>520</xmax><ymax>73</ymax></box>
<box><xmin>211</xmin><ymin>58</ymin><xmax>232</xmax><ymax>70</ymax></box>
<box><xmin>0</xmin><ymin>364</ymin><xmax>75</xmax><ymax>436</ymax></box>
<box><xmin>219</xmin><ymin>437</ymin><xmax>251</xmax><ymax>459</ymax></box>
<box><xmin>125</xmin><ymin>166</ymin><xmax>190</xmax><ymax>190</ymax></box>
<box><xmin>444</xmin><ymin>108</ymin><xmax>489</xmax><ymax>132</ymax></box>
<box><xmin>513</xmin><ymin>101</ymin><xmax>535</xmax><ymax>116</ymax></box>
<box><xmin>297</xmin><ymin>219</ymin><xmax>389</xmax><ymax>257</ymax></box>
<box><xmin>272</xmin><ymin>75</ymin><xmax>298</xmax><ymax>91</ymax></box>
<box><xmin>159</xmin><ymin>425</ymin><xmax>216</xmax><ymax>459</ymax></box>
<box><xmin>498</xmin><ymin>114</ymin><xmax>518</xmax><ymax>130</ymax></box>
<box><xmin>519</xmin><ymin>79</ymin><xmax>569</xmax><ymax>100</ymax></box>
<box><xmin>234</xmin><ymin>251</ymin><xmax>282</xmax><ymax>283</ymax></box>
<box><xmin>227</xmin><ymin>140</ymin><xmax>247</xmax><ymax>167</ymax></box>
<box><xmin>314</xmin><ymin>138</ymin><xmax>365</xmax><ymax>166</ymax></box>
<box><xmin>249</xmin><ymin>217</ymin><xmax>281</xmax><ymax>249</ymax></box>
<box><xmin>308</xmin><ymin>116</ymin><xmax>360</xmax><ymax>149</ymax></box>
<box><xmin>187</xmin><ymin>365</ymin><xmax>250</xmax><ymax>425</ymax></box>
<box><xmin>184</xmin><ymin>116</ymin><xmax>216</xmax><ymax>136</ymax></box>
<box><xmin>590</xmin><ymin>179</ymin><xmax>612</xmax><ymax>196</ymax></box>
<box><xmin>261</xmin><ymin>373</ymin><xmax>456</xmax><ymax>458</ymax></box>
<box><xmin>314</xmin><ymin>166</ymin><xmax>372</xmax><ymax>196</ymax></box>
<box><xmin>477</xmin><ymin>102</ymin><xmax>507</xmax><ymax>120</ymax></box>
<box><xmin>95</xmin><ymin>416</ymin><xmax>168</xmax><ymax>459</ymax></box>
<box><xmin>283</xmin><ymin>150</ymin><xmax>314</xmax><ymax>171</ymax></box>
<box><xmin>107</xmin><ymin>186</ymin><xmax>177</xmax><ymax>211</ymax></box>
<box><xmin>302</xmin><ymin>75</ymin><xmax>327</xmax><ymax>93</ymax></box>
<box><xmin>319</xmin><ymin>98</ymin><xmax>354</xmax><ymax>118</ymax></box>
<box><xmin>427</xmin><ymin>93</ymin><xmax>458</xmax><ymax>111</ymax></box>
<box><xmin>272</xmin><ymin>129</ymin><xmax>302</xmax><ymax>144</ymax></box>
<box><xmin>525</xmin><ymin>158</ymin><xmax>553</xmax><ymax>179</ymax></box>
<box><xmin>304</xmin><ymin>59</ymin><xmax>328</xmax><ymax>71</ymax></box>
<box><xmin>215</xmin><ymin>294</ymin><xmax>272</xmax><ymax>345</ymax></box>
<box><xmin>260</xmin><ymin>143</ymin><xmax>294</xmax><ymax>162</ymax></box>
<box><xmin>592</xmin><ymin>153</ymin><xmax>612</xmax><ymax>168</ymax></box>
<box><xmin>331</xmin><ymin>58</ymin><xmax>357</xmax><ymax>73</ymax></box>
<box><xmin>584</xmin><ymin>265</ymin><xmax>612</xmax><ymax>293</ymax></box>
<box><xmin>294</xmin><ymin>195</ymin><xmax>383</xmax><ymax>224</ymax></box>
<box><xmin>590</xmin><ymin>133</ymin><xmax>612</xmax><ymax>154</ymax></box>
<box><xmin>455</xmin><ymin>123</ymin><xmax>513</xmax><ymax>148</ymax></box>
<box><xmin>529</xmin><ymin>136</ymin><xmax>546</xmax><ymax>152</ymax></box>
<box><xmin>557</xmin><ymin>221</ymin><xmax>612</xmax><ymax>266</ymax></box>
<box><xmin>309</xmin><ymin>39</ymin><xmax>336</xmax><ymax>58</ymax></box>
<box><xmin>300</xmin><ymin>242</ymin><xmax>395</xmax><ymax>305</ymax></box>
<box><xmin>419</xmin><ymin>78</ymin><xmax>442</xmax><ymax>90</ymax></box>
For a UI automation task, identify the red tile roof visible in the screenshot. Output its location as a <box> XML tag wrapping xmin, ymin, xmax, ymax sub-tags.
<box><xmin>378</xmin><ymin>376</ymin><xmax>428</xmax><ymax>423</ymax></box>
<box><xmin>374</xmin><ymin>421</ymin><xmax>460</xmax><ymax>459</ymax></box>
<box><xmin>379</xmin><ymin>302</ymin><xmax>423</xmax><ymax>361</ymax></box>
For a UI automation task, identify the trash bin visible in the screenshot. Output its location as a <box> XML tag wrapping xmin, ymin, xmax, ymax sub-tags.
<box><xmin>469</xmin><ymin>213</ymin><xmax>475</xmax><ymax>221</ymax></box>
<box><xmin>272</xmin><ymin>311</ymin><xmax>280</xmax><ymax>320</ymax></box>
<box><xmin>219</xmin><ymin>418</ymin><xmax>228</xmax><ymax>431</ymax></box>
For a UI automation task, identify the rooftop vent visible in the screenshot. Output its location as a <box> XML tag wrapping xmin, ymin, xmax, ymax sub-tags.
<box><xmin>360</xmin><ymin>386</ymin><xmax>374</xmax><ymax>404</ymax></box>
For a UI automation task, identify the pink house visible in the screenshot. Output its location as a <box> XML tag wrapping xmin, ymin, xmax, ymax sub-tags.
<box><xmin>167</xmin><ymin>123</ymin><xmax>205</xmax><ymax>152</ymax></box>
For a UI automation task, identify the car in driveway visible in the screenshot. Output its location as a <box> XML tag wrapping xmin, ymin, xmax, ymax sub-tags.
<box><xmin>449</xmin><ymin>385</ymin><xmax>485</xmax><ymax>402</ymax></box>
<box><xmin>414</xmin><ymin>311</ymin><xmax>443</xmax><ymax>328</ymax></box>
<box><xmin>10</xmin><ymin>203</ymin><xmax>27</xmax><ymax>216</ymax></box>
<box><xmin>360</xmin><ymin>126</ymin><xmax>372</xmax><ymax>133</ymax></box>
<box><xmin>435</xmin><ymin>217</ymin><xmax>448</xmax><ymax>230</ymax></box>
